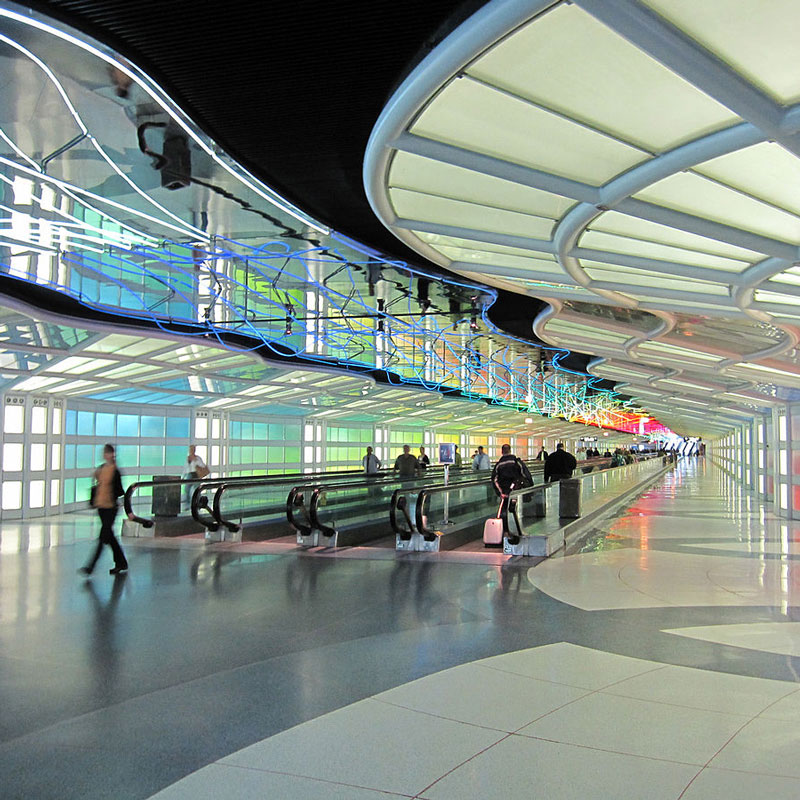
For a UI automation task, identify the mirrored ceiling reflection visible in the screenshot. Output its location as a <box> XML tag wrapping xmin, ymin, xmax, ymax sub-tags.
<box><xmin>0</xmin><ymin>5</ymin><xmax>657</xmax><ymax>433</ymax></box>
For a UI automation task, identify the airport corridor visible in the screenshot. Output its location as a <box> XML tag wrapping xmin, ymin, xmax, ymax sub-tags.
<box><xmin>2</xmin><ymin>458</ymin><xmax>800</xmax><ymax>799</ymax></box>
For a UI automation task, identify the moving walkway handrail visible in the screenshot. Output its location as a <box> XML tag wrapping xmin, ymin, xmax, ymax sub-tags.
<box><xmin>124</xmin><ymin>466</ymin><xmax>386</xmax><ymax>528</ymax></box>
<box><xmin>413</xmin><ymin>478</ymin><xmax>492</xmax><ymax>542</ymax></box>
<box><xmin>213</xmin><ymin>470</ymin><xmax>409</xmax><ymax>533</ymax></box>
<box><xmin>308</xmin><ymin>469</ymin><xmax>491</xmax><ymax>538</ymax></box>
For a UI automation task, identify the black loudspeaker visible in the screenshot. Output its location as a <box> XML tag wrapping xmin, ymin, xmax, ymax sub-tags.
<box><xmin>161</xmin><ymin>129</ymin><xmax>191</xmax><ymax>190</ymax></box>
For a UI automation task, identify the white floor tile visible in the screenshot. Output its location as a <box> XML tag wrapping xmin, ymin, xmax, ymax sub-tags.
<box><xmin>419</xmin><ymin>735</ymin><xmax>698</xmax><ymax>800</ymax></box>
<box><xmin>527</xmin><ymin>550</ymin><xmax>795</xmax><ymax>610</ymax></box>
<box><xmin>220</xmin><ymin>698</ymin><xmax>504</xmax><ymax>796</ymax></box>
<box><xmin>759</xmin><ymin>688</ymin><xmax>800</xmax><ymax>722</ymax></box>
<box><xmin>681</xmin><ymin>767</ymin><xmax>800</xmax><ymax>800</ymax></box>
<box><xmin>605</xmin><ymin>663</ymin><xmax>796</xmax><ymax>715</ymax></box>
<box><xmin>711</xmin><ymin>717</ymin><xmax>800</xmax><ymax>777</ymax></box>
<box><xmin>517</xmin><ymin>692</ymin><xmax>748</xmax><ymax>765</ymax></box>
<box><xmin>374</xmin><ymin>662</ymin><xmax>588</xmax><ymax>731</ymax></box>
<box><xmin>664</xmin><ymin>622</ymin><xmax>800</xmax><ymax>658</ymax></box>
<box><xmin>148</xmin><ymin>763</ymin><xmax>405</xmax><ymax>799</ymax></box>
<box><xmin>476</xmin><ymin>642</ymin><xmax>658</xmax><ymax>690</ymax></box>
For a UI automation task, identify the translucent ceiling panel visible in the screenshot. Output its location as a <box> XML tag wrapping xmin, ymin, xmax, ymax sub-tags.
<box><xmin>486</xmin><ymin>276</ymin><xmax>596</xmax><ymax>298</ymax></box>
<box><xmin>587</xmin><ymin>211</ymin><xmax>760</xmax><ymax>265</ymax></box>
<box><xmin>413</xmin><ymin>231</ymin><xmax>553</xmax><ymax>258</ymax></box>
<box><xmin>468</xmin><ymin>2</ymin><xmax>737</xmax><ymax>152</ymax></box>
<box><xmin>643</xmin><ymin>0</ymin><xmax>800</xmax><ymax>104</ymax></box>
<box><xmin>696</xmin><ymin>143</ymin><xmax>800</xmax><ymax>217</ymax></box>
<box><xmin>433</xmin><ymin>248</ymin><xmax>563</xmax><ymax>275</ymax></box>
<box><xmin>580</xmin><ymin>230</ymin><xmax>751</xmax><ymax>273</ymax></box>
<box><xmin>637</xmin><ymin>341</ymin><xmax>724</xmax><ymax>361</ymax></box>
<box><xmin>546</xmin><ymin>321</ymin><xmax>631</xmax><ymax>345</ymax></box>
<box><xmin>411</xmin><ymin>77</ymin><xmax>646</xmax><ymax>185</ymax></box>
<box><xmin>389</xmin><ymin>152</ymin><xmax>575</xmax><ymax>218</ymax></box>
<box><xmin>584</xmin><ymin>265</ymin><xmax>729</xmax><ymax>296</ymax></box>
<box><xmin>635</xmin><ymin>172</ymin><xmax>800</xmax><ymax>244</ymax></box>
<box><xmin>389</xmin><ymin>188</ymin><xmax>555</xmax><ymax>238</ymax></box>
<box><xmin>89</xmin><ymin>334</ymin><xmax>144</xmax><ymax>353</ymax></box>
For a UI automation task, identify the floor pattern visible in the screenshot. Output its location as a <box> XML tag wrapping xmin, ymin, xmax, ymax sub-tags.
<box><xmin>149</xmin><ymin>641</ymin><xmax>800</xmax><ymax>800</ymax></box>
<box><xmin>3</xmin><ymin>458</ymin><xmax>800</xmax><ymax>799</ymax></box>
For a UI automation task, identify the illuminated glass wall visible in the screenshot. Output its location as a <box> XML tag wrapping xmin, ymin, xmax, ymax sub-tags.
<box><xmin>2</xmin><ymin>391</ymin><xmax>554</xmax><ymax>520</ymax></box>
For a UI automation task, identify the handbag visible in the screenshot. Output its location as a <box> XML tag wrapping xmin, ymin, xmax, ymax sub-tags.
<box><xmin>195</xmin><ymin>464</ymin><xmax>210</xmax><ymax>479</ymax></box>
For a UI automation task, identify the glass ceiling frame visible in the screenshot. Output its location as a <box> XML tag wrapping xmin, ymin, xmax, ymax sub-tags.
<box><xmin>364</xmin><ymin>0</ymin><xmax>800</xmax><ymax>436</ymax></box>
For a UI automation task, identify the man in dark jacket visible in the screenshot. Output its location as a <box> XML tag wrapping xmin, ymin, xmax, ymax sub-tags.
<box><xmin>491</xmin><ymin>444</ymin><xmax>534</xmax><ymax>542</ymax></box>
<box><xmin>544</xmin><ymin>443</ymin><xmax>577</xmax><ymax>482</ymax></box>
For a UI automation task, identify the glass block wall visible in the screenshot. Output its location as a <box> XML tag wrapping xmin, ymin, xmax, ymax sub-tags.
<box><xmin>0</xmin><ymin>391</ymin><xmax>608</xmax><ymax>521</ymax></box>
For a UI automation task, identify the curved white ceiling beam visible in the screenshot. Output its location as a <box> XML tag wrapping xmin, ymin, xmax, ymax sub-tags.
<box><xmin>364</xmin><ymin>0</ymin><xmax>800</xmax><ymax>436</ymax></box>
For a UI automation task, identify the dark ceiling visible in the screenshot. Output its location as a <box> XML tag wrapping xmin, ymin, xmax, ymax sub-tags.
<box><xmin>26</xmin><ymin>0</ymin><xmax>602</xmax><ymax>377</ymax></box>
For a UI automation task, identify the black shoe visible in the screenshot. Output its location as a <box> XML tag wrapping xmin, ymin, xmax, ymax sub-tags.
<box><xmin>78</xmin><ymin>566</ymin><xmax>92</xmax><ymax>576</ymax></box>
<box><xmin>109</xmin><ymin>566</ymin><xmax>128</xmax><ymax>575</ymax></box>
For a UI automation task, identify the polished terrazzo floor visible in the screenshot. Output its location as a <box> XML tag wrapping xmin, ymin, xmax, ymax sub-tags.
<box><xmin>2</xmin><ymin>458</ymin><xmax>800</xmax><ymax>799</ymax></box>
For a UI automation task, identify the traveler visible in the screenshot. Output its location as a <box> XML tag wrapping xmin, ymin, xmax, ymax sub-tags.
<box><xmin>183</xmin><ymin>444</ymin><xmax>207</xmax><ymax>509</ymax></box>
<box><xmin>491</xmin><ymin>444</ymin><xmax>534</xmax><ymax>541</ymax></box>
<box><xmin>603</xmin><ymin>449</ymin><xmax>612</xmax><ymax>458</ymax></box>
<box><xmin>393</xmin><ymin>445</ymin><xmax>418</xmax><ymax>479</ymax></box>
<box><xmin>472</xmin><ymin>445</ymin><xmax>490</xmax><ymax>471</ymax></box>
<box><xmin>80</xmin><ymin>444</ymin><xmax>128</xmax><ymax>576</ymax></box>
<box><xmin>536</xmin><ymin>446</ymin><xmax>548</xmax><ymax>460</ymax></box>
<box><xmin>453</xmin><ymin>445</ymin><xmax>463</xmax><ymax>468</ymax></box>
<box><xmin>362</xmin><ymin>446</ymin><xmax>381</xmax><ymax>474</ymax></box>
<box><xmin>611</xmin><ymin>449</ymin><xmax>626</xmax><ymax>467</ymax></box>
<box><xmin>417</xmin><ymin>446</ymin><xmax>430</xmax><ymax>470</ymax></box>
<box><xmin>544</xmin><ymin>443</ymin><xmax>577</xmax><ymax>483</ymax></box>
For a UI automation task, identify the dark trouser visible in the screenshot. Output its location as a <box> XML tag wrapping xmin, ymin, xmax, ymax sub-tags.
<box><xmin>86</xmin><ymin>507</ymin><xmax>127</xmax><ymax>572</ymax></box>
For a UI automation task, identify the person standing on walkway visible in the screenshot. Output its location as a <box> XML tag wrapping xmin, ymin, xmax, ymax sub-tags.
<box><xmin>417</xmin><ymin>446</ymin><xmax>430</xmax><ymax>470</ymax></box>
<box><xmin>362</xmin><ymin>446</ymin><xmax>381</xmax><ymax>474</ymax></box>
<box><xmin>544</xmin><ymin>443</ymin><xmax>577</xmax><ymax>483</ymax></box>
<box><xmin>453</xmin><ymin>445</ymin><xmax>463</xmax><ymax>468</ymax></box>
<box><xmin>491</xmin><ymin>444</ymin><xmax>534</xmax><ymax>542</ymax></box>
<box><xmin>472</xmin><ymin>446</ymin><xmax>490</xmax><ymax>471</ymax></box>
<box><xmin>80</xmin><ymin>444</ymin><xmax>128</xmax><ymax>576</ymax></box>
<box><xmin>183</xmin><ymin>444</ymin><xmax>207</xmax><ymax>509</ymax></box>
<box><xmin>393</xmin><ymin>445</ymin><xmax>419</xmax><ymax>480</ymax></box>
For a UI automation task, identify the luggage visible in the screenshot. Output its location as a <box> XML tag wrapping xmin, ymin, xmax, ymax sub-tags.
<box><xmin>483</xmin><ymin>517</ymin><xmax>504</xmax><ymax>547</ymax></box>
<box><xmin>483</xmin><ymin>495</ymin><xmax>506</xmax><ymax>547</ymax></box>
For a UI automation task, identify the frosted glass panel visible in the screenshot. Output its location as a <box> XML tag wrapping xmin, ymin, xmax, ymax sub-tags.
<box><xmin>211</xmin><ymin>418</ymin><xmax>220</xmax><ymax>439</ymax></box>
<box><xmin>31</xmin><ymin>406</ymin><xmax>47</xmax><ymax>434</ymax></box>
<box><xmin>194</xmin><ymin>417</ymin><xmax>208</xmax><ymax>439</ymax></box>
<box><xmin>52</xmin><ymin>406</ymin><xmax>62</xmax><ymax>435</ymax></box>
<box><xmin>166</xmin><ymin>417</ymin><xmax>190</xmax><ymax>438</ymax></box>
<box><xmin>3</xmin><ymin>442</ymin><xmax>23</xmax><ymax>472</ymax></box>
<box><xmin>4</xmin><ymin>405</ymin><xmax>23</xmax><ymax>434</ymax></box>
<box><xmin>50</xmin><ymin>479</ymin><xmax>60</xmax><ymax>505</ymax></box>
<box><xmin>96</xmin><ymin>413</ymin><xmax>115</xmax><ymax>437</ymax></box>
<box><xmin>29</xmin><ymin>480</ymin><xmax>45</xmax><ymax>508</ymax></box>
<box><xmin>780</xmin><ymin>415</ymin><xmax>788</xmax><ymax>440</ymax></box>
<box><xmin>118</xmin><ymin>414</ymin><xmax>139</xmax><ymax>437</ymax></box>
<box><xmin>30</xmin><ymin>443</ymin><xmax>46</xmax><ymax>471</ymax></box>
<box><xmin>3</xmin><ymin>481</ymin><xmax>22</xmax><ymax>509</ymax></box>
<box><xmin>51</xmin><ymin>443</ymin><xmax>61</xmax><ymax>470</ymax></box>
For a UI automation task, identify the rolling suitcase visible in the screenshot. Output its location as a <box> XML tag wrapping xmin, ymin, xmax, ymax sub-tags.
<box><xmin>483</xmin><ymin>496</ymin><xmax>506</xmax><ymax>547</ymax></box>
